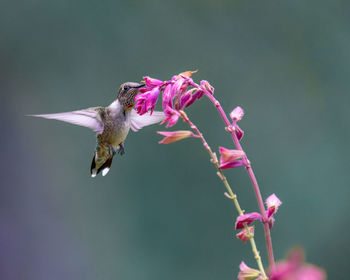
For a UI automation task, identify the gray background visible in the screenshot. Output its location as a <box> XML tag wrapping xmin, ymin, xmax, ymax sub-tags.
<box><xmin>1</xmin><ymin>0</ymin><xmax>349</xmax><ymax>279</ymax></box>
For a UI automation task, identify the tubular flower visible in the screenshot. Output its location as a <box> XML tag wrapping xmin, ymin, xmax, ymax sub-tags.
<box><xmin>135</xmin><ymin>87</ymin><xmax>161</xmax><ymax>115</ymax></box>
<box><xmin>238</xmin><ymin>261</ymin><xmax>263</xmax><ymax>280</ymax></box>
<box><xmin>143</xmin><ymin>76</ymin><xmax>164</xmax><ymax>88</ymax></box>
<box><xmin>134</xmin><ymin>71</ymin><xmax>211</xmax><ymax>126</ymax></box>
<box><xmin>181</xmin><ymin>88</ymin><xmax>204</xmax><ymax>109</ymax></box>
<box><xmin>218</xmin><ymin>147</ymin><xmax>245</xmax><ymax>169</ymax></box>
<box><xmin>269</xmin><ymin>247</ymin><xmax>326</xmax><ymax>280</ymax></box>
<box><xmin>235</xmin><ymin>212</ymin><xmax>263</xmax><ymax>229</ymax></box>
<box><xmin>236</xmin><ymin>226</ymin><xmax>255</xmax><ymax>243</ymax></box>
<box><xmin>157</xmin><ymin>130</ymin><xmax>198</xmax><ymax>144</ymax></box>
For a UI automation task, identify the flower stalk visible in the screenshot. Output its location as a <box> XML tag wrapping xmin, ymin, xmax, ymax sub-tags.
<box><xmin>193</xmin><ymin>85</ymin><xmax>276</xmax><ymax>270</ymax></box>
<box><xmin>179</xmin><ymin>110</ymin><xmax>268</xmax><ymax>280</ymax></box>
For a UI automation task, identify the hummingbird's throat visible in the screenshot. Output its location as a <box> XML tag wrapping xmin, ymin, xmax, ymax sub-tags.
<box><xmin>125</xmin><ymin>104</ymin><xmax>134</xmax><ymax>110</ymax></box>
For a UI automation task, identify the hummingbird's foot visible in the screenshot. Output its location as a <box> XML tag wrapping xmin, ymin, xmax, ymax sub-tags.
<box><xmin>118</xmin><ymin>143</ymin><xmax>125</xmax><ymax>155</ymax></box>
<box><xmin>107</xmin><ymin>145</ymin><xmax>116</xmax><ymax>156</ymax></box>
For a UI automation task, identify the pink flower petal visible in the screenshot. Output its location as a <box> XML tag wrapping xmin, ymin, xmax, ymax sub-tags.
<box><xmin>235</xmin><ymin>212</ymin><xmax>263</xmax><ymax>229</ymax></box>
<box><xmin>162</xmin><ymin>84</ymin><xmax>174</xmax><ymax>111</ymax></box>
<box><xmin>267</xmin><ymin>216</ymin><xmax>275</xmax><ymax>229</ymax></box>
<box><xmin>161</xmin><ymin>106</ymin><xmax>180</xmax><ymax>127</ymax></box>
<box><xmin>183</xmin><ymin>89</ymin><xmax>204</xmax><ymax>108</ymax></box>
<box><xmin>172</xmin><ymin>78</ymin><xmax>186</xmax><ymax>98</ymax></box>
<box><xmin>157</xmin><ymin>130</ymin><xmax>197</xmax><ymax>144</ymax></box>
<box><xmin>179</xmin><ymin>91</ymin><xmax>192</xmax><ymax>109</ymax></box>
<box><xmin>219</xmin><ymin>160</ymin><xmax>244</xmax><ymax>169</ymax></box>
<box><xmin>235</xmin><ymin>125</ymin><xmax>244</xmax><ymax>140</ymax></box>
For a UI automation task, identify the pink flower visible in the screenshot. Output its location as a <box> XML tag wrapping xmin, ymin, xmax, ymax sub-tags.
<box><xmin>238</xmin><ymin>261</ymin><xmax>262</xmax><ymax>280</ymax></box>
<box><xmin>230</xmin><ymin>106</ymin><xmax>244</xmax><ymax>122</ymax></box>
<box><xmin>266</xmin><ymin>194</ymin><xmax>282</xmax><ymax>218</ymax></box>
<box><xmin>235</xmin><ymin>212</ymin><xmax>263</xmax><ymax>229</ymax></box>
<box><xmin>162</xmin><ymin>84</ymin><xmax>174</xmax><ymax>111</ymax></box>
<box><xmin>157</xmin><ymin>130</ymin><xmax>198</xmax><ymax>144</ymax></box>
<box><xmin>236</xmin><ymin>226</ymin><xmax>254</xmax><ymax>243</ymax></box>
<box><xmin>144</xmin><ymin>76</ymin><xmax>164</xmax><ymax>88</ymax></box>
<box><xmin>135</xmin><ymin>71</ymin><xmax>206</xmax><ymax>118</ymax></box>
<box><xmin>180</xmin><ymin>88</ymin><xmax>204</xmax><ymax>108</ymax></box>
<box><xmin>162</xmin><ymin>106</ymin><xmax>180</xmax><ymax>127</ymax></box>
<box><xmin>172</xmin><ymin>77</ymin><xmax>186</xmax><ymax>97</ymax></box>
<box><xmin>135</xmin><ymin>87</ymin><xmax>161</xmax><ymax>115</ymax></box>
<box><xmin>218</xmin><ymin>147</ymin><xmax>245</xmax><ymax>169</ymax></box>
<box><xmin>269</xmin><ymin>247</ymin><xmax>326</xmax><ymax>280</ymax></box>
<box><xmin>179</xmin><ymin>89</ymin><xmax>193</xmax><ymax>109</ymax></box>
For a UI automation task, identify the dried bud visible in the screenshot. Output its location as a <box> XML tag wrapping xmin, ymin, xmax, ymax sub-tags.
<box><xmin>238</xmin><ymin>262</ymin><xmax>262</xmax><ymax>280</ymax></box>
<box><xmin>236</xmin><ymin>226</ymin><xmax>255</xmax><ymax>243</ymax></box>
<box><xmin>157</xmin><ymin>130</ymin><xmax>198</xmax><ymax>144</ymax></box>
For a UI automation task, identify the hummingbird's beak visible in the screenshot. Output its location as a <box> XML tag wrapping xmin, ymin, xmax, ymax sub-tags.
<box><xmin>134</xmin><ymin>83</ymin><xmax>145</xmax><ymax>88</ymax></box>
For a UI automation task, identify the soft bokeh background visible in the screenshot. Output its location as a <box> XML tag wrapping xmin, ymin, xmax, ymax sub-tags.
<box><xmin>1</xmin><ymin>0</ymin><xmax>349</xmax><ymax>279</ymax></box>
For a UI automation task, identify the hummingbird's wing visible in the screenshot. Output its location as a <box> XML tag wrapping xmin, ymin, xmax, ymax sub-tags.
<box><xmin>130</xmin><ymin>109</ymin><xmax>165</xmax><ymax>132</ymax></box>
<box><xmin>29</xmin><ymin>107</ymin><xmax>105</xmax><ymax>134</ymax></box>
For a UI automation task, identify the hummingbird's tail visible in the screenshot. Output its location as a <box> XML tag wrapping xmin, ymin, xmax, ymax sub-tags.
<box><xmin>90</xmin><ymin>145</ymin><xmax>115</xmax><ymax>177</ymax></box>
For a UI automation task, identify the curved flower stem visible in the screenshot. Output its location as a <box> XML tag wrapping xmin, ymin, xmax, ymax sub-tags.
<box><xmin>197</xmin><ymin>90</ymin><xmax>275</xmax><ymax>270</ymax></box>
<box><xmin>179</xmin><ymin>110</ymin><xmax>268</xmax><ymax>280</ymax></box>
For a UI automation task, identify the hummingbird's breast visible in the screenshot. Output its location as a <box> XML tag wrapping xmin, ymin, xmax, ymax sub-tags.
<box><xmin>98</xmin><ymin>108</ymin><xmax>131</xmax><ymax>148</ymax></box>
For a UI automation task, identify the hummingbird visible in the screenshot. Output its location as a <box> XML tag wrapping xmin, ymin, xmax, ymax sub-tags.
<box><xmin>30</xmin><ymin>82</ymin><xmax>164</xmax><ymax>177</ymax></box>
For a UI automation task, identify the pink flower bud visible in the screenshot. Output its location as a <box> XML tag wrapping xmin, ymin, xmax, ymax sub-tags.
<box><xmin>230</xmin><ymin>106</ymin><xmax>244</xmax><ymax>122</ymax></box>
<box><xmin>157</xmin><ymin>130</ymin><xmax>198</xmax><ymax>144</ymax></box>
<box><xmin>200</xmin><ymin>80</ymin><xmax>214</xmax><ymax>94</ymax></box>
<box><xmin>266</xmin><ymin>194</ymin><xmax>282</xmax><ymax>218</ymax></box>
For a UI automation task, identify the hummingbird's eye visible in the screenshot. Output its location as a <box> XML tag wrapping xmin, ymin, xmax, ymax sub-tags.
<box><xmin>123</xmin><ymin>85</ymin><xmax>129</xmax><ymax>91</ymax></box>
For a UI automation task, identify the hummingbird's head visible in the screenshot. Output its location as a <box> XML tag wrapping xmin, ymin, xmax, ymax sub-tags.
<box><xmin>117</xmin><ymin>82</ymin><xmax>145</xmax><ymax>109</ymax></box>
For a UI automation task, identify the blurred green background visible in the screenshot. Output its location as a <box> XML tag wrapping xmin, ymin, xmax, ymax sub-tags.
<box><xmin>1</xmin><ymin>0</ymin><xmax>349</xmax><ymax>279</ymax></box>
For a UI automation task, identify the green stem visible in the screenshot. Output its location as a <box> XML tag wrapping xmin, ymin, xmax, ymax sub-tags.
<box><xmin>179</xmin><ymin>110</ymin><xmax>268</xmax><ymax>280</ymax></box>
